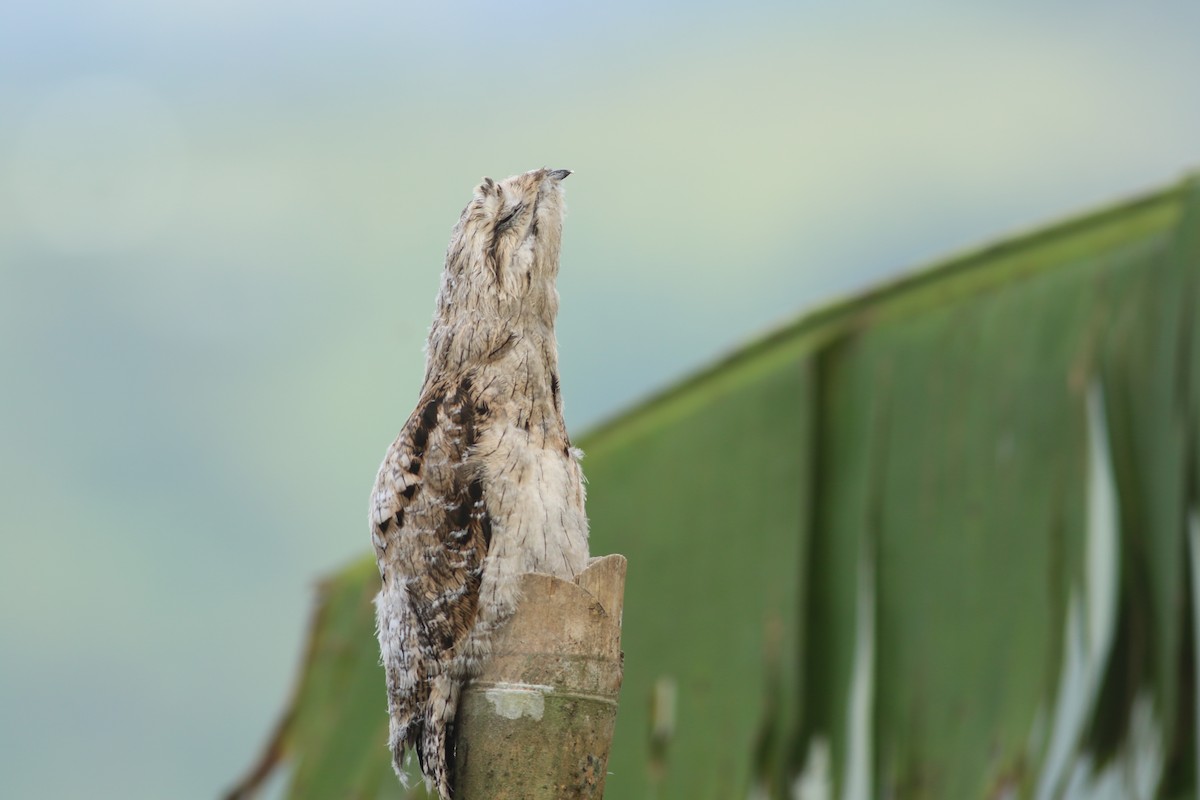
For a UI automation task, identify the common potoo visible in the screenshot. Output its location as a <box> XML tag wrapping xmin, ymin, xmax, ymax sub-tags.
<box><xmin>370</xmin><ymin>168</ymin><xmax>589</xmax><ymax>798</ymax></box>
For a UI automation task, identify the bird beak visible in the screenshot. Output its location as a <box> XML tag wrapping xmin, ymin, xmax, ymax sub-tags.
<box><xmin>547</xmin><ymin>169</ymin><xmax>572</xmax><ymax>181</ymax></box>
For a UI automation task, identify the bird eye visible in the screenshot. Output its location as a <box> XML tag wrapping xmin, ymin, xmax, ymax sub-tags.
<box><xmin>495</xmin><ymin>203</ymin><xmax>525</xmax><ymax>233</ymax></box>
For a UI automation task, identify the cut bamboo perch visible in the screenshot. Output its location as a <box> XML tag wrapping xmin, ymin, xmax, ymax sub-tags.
<box><xmin>453</xmin><ymin>553</ymin><xmax>627</xmax><ymax>799</ymax></box>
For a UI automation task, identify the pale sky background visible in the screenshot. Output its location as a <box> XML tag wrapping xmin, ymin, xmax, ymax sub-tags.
<box><xmin>1</xmin><ymin>2</ymin><xmax>1198</xmax><ymax>798</ymax></box>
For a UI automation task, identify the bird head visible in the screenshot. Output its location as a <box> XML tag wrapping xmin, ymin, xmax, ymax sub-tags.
<box><xmin>436</xmin><ymin>168</ymin><xmax>571</xmax><ymax>329</ymax></box>
<box><xmin>422</xmin><ymin>166</ymin><xmax>571</xmax><ymax>379</ymax></box>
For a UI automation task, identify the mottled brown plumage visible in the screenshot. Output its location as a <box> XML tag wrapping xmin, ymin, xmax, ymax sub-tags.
<box><xmin>371</xmin><ymin>168</ymin><xmax>589</xmax><ymax>798</ymax></box>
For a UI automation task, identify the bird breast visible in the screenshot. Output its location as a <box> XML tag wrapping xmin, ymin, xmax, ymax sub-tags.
<box><xmin>475</xmin><ymin>416</ymin><xmax>589</xmax><ymax>583</ymax></box>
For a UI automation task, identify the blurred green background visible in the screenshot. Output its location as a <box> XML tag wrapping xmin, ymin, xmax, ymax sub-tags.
<box><xmin>1</xmin><ymin>3</ymin><xmax>1198</xmax><ymax>798</ymax></box>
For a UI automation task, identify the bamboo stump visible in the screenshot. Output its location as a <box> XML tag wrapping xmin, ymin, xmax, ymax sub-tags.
<box><xmin>454</xmin><ymin>554</ymin><xmax>626</xmax><ymax>799</ymax></box>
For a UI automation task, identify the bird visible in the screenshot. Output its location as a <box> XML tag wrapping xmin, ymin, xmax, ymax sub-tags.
<box><xmin>370</xmin><ymin>167</ymin><xmax>590</xmax><ymax>798</ymax></box>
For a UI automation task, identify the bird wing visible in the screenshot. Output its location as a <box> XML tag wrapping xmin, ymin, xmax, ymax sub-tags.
<box><xmin>371</xmin><ymin>376</ymin><xmax>490</xmax><ymax>794</ymax></box>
